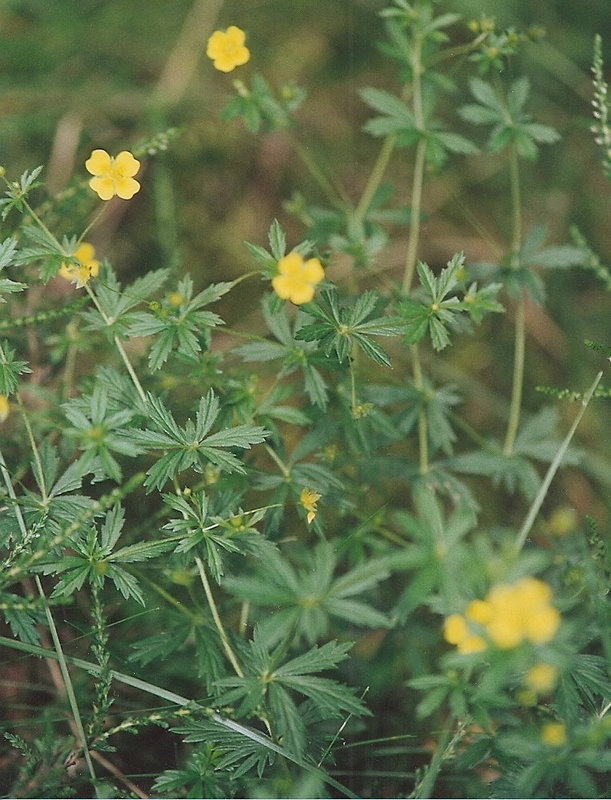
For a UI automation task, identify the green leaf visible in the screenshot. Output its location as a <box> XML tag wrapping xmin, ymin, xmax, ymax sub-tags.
<box><xmin>360</xmin><ymin>87</ymin><xmax>415</xmax><ymax>132</ymax></box>
<box><xmin>0</xmin><ymin>238</ymin><xmax>26</xmax><ymax>301</ymax></box>
<box><xmin>106</xmin><ymin>563</ymin><xmax>145</xmax><ymax>604</ymax></box>
<box><xmin>110</xmin><ymin>538</ymin><xmax>175</xmax><ymax>564</ymax></box>
<box><xmin>0</xmin><ymin>340</ymin><xmax>31</xmax><ymax>394</ymax></box>
<box><xmin>268</xmin><ymin>219</ymin><xmax>286</xmax><ymax>260</ymax></box>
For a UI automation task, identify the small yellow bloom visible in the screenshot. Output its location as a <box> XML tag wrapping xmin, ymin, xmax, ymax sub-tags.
<box><xmin>167</xmin><ymin>291</ymin><xmax>184</xmax><ymax>308</ymax></box>
<box><xmin>300</xmin><ymin>487</ymin><xmax>321</xmax><ymax>524</ymax></box>
<box><xmin>443</xmin><ymin>614</ymin><xmax>486</xmax><ymax>653</ymax></box>
<box><xmin>465</xmin><ymin>599</ymin><xmax>493</xmax><ymax>624</ymax></box>
<box><xmin>206</xmin><ymin>26</ymin><xmax>250</xmax><ymax>73</ymax></box>
<box><xmin>272</xmin><ymin>252</ymin><xmax>324</xmax><ymax>305</ymax></box>
<box><xmin>547</xmin><ymin>506</ymin><xmax>577</xmax><ymax>536</ymax></box>
<box><xmin>0</xmin><ymin>394</ymin><xmax>9</xmax><ymax>422</ymax></box>
<box><xmin>456</xmin><ymin>634</ymin><xmax>487</xmax><ymax>654</ymax></box>
<box><xmin>525</xmin><ymin>662</ymin><xmax>558</xmax><ymax>694</ymax></box>
<box><xmin>485</xmin><ymin>577</ymin><xmax>560</xmax><ymax>649</ymax></box>
<box><xmin>445</xmin><ymin>577</ymin><xmax>560</xmax><ymax>654</ymax></box>
<box><xmin>541</xmin><ymin>721</ymin><xmax>567</xmax><ymax>747</ymax></box>
<box><xmin>85</xmin><ymin>149</ymin><xmax>141</xmax><ymax>200</ymax></box>
<box><xmin>524</xmin><ymin>603</ymin><xmax>561</xmax><ymax>644</ymax></box>
<box><xmin>443</xmin><ymin>614</ymin><xmax>468</xmax><ymax>645</ymax></box>
<box><xmin>59</xmin><ymin>243</ymin><xmax>100</xmax><ymax>288</ymax></box>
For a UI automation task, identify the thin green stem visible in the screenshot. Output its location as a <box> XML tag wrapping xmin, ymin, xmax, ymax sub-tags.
<box><xmin>84</xmin><ymin>284</ymin><xmax>148</xmax><ymax>405</ymax></box>
<box><xmin>508</xmin><ymin>143</ymin><xmax>523</xmax><ymax>255</ymax></box>
<box><xmin>355</xmin><ymin>133</ymin><xmax>397</xmax><ymax>223</ymax></box>
<box><xmin>76</xmin><ymin>204</ymin><xmax>110</xmax><ymax>245</ymax></box>
<box><xmin>138</xmin><ymin>573</ymin><xmax>201</xmax><ymax>623</ymax></box>
<box><xmin>349</xmin><ymin>348</ymin><xmax>359</xmax><ymax>413</ymax></box>
<box><xmin>288</xmin><ymin>133</ymin><xmax>348</xmax><ymax>207</ymax></box>
<box><xmin>411</xmin><ymin>344</ymin><xmax>429</xmax><ymax>474</ymax></box>
<box><xmin>402</xmin><ymin>137</ymin><xmax>427</xmax><ymax>294</ymax></box>
<box><xmin>264</xmin><ymin>442</ymin><xmax>291</xmax><ymax>479</ymax></box>
<box><xmin>413</xmin><ymin>715</ymin><xmax>463</xmax><ymax>798</ymax></box>
<box><xmin>16</xmin><ymin>392</ymin><xmax>48</xmax><ymax>503</ymax></box>
<box><xmin>503</xmin><ymin>143</ymin><xmax>524</xmax><ymax>456</ymax></box>
<box><xmin>515</xmin><ymin>370</ymin><xmax>603</xmax><ymax>553</ymax></box>
<box><xmin>195</xmin><ymin>555</ymin><xmax>244</xmax><ymax>678</ymax></box>
<box><xmin>402</xmin><ymin>27</ymin><xmax>426</xmax><ymax>295</ymax></box>
<box><xmin>503</xmin><ymin>296</ymin><xmax>525</xmax><ymax>456</ymax></box>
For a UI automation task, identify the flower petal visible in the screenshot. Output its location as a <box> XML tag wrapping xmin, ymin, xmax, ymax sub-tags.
<box><xmin>85</xmin><ymin>149</ymin><xmax>111</xmax><ymax>176</ymax></box>
<box><xmin>89</xmin><ymin>175</ymin><xmax>115</xmax><ymax>201</ymax></box>
<box><xmin>225</xmin><ymin>26</ymin><xmax>246</xmax><ymax>46</ymax></box>
<box><xmin>114</xmin><ymin>176</ymin><xmax>141</xmax><ymax>200</ymax></box>
<box><xmin>114</xmin><ymin>151</ymin><xmax>140</xmax><ymax>178</ymax></box>
<box><xmin>302</xmin><ymin>257</ymin><xmax>324</xmax><ymax>283</ymax></box>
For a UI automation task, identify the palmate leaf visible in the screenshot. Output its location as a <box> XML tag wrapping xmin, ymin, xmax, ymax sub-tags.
<box><xmin>224</xmin><ymin>541</ymin><xmax>391</xmax><ymax>645</ymax></box>
<box><xmin>215</xmin><ymin>631</ymin><xmax>368</xmax><ymax>758</ymax></box>
<box><xmin>81</xmin><ymin>264</ymin><xmax>169</xmax><ymax>340</ymax></box>
<box><xmin>124</xmin><ymin>390</ymin><xmax>268</xmax><ymax>491</ymax></box>
<box><xmin>460</xmin><ymin>77</ymin><xmax>560</xmax><ymax>161</ymax></box>
<box><xmin>295</xmin><ymin>288</ymin><xmax>400</xmax><ymax>366</ymax></box>
<box><xmin>1</xmin><ymin>594</ymin><xmax>43</xmax><ymax>645</ymax></box>
<box><xmin>128</xmin><ymin>276</ymin><xmax>229</xmax><ymax>370</ymax></box>
<box><xmin>0</xmin><ymin>238</ymin><xmax>26</xmax><ymax>301</ymax></box>
<box><xmin>0</xmin><ymin>339</ymin><xmax>31</xmax><ymax>395</ymax></box>
<box><xmin>173</xmin><ymin>718</ymin><xmax>276</xmax><ymax>779</ymax></box>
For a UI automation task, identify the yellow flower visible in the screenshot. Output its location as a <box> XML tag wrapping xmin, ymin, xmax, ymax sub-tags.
<box><xmin>443</xmin><ymin>614</ymin><xmax>468</xmax><ymax>645</ymax></box>
<box><xmin>167</xmin><ymin>291</ymin><xmax>184</xmax><ymax>308</ymax></box>
<box><xmin>300</xmin><ymin>487</ymin><xmax>321</xmax><ymax>524</ymax></box>
<box><xmin>206</xmin><ymin>26</ymin><xmax>250</xmax><ymax>73</ymax></box>
<box><xmin>59</xmin><ymin>243</ymin><xmax>100</xmax><ymax>288</ymax></box>
<box><xmin>541</xmin><ymin>721</ymin><xmax>567</xmax><ymax>747</ymax></box>
<box><xmin>457</xmin><ymin>634</ymin><xmax>487</xmax><ymax>654</ymax></box>
<box><xmin>272</xmin><ymin>252</ymin><xmax>324</xmax><ymax>305</ymax></box>
<box><xmin>443</xmin><ymin>614</ymin><xmax>486</xmax><ymax>653</ymax></box>
<box><xmin>85</xmin><ymin>149</ymin><xmax>141</xmax><ymax>200</ymax></box>
<box><xmin>445</xmin><ymin>577</ymin><xmax>560</xmax><ymax>654</ymax></box>
<box><xmin>547</xmin><ymin>506</ymin><xmax>577</xmax><ymax>536</ymax></box>
<box><xmin>0</xmin><ymin>394</ymin><xmax>9</xmax><ymax>422</ymax></box>
<box><xmin>484</xmin><ymin>577</ymin><xmax>560</xmax><ymax>649</ymax></box>
<box><xmin>525</xmin><ymin>662</ymin><xmax>558</xmax><ymax>694</ymax></box>
<box><xmin>465</xmin><ymin>599</ymin><xmax>494</xmax><ymax>624</ymax></box>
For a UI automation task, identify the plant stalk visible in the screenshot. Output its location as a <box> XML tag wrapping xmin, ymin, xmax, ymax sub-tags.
<box><xmin>503</xmin><ymin>142</ymin><xmax>524</xmax><ymax>455</ymax></box>
<box><xmin>515</xmin><ymin>370</ymin><xmax>603</xmax><ymax>552</ymax></box>
<box><xmin>195</xmin><ymin>555</ymin><xmax>244</xmax><ymax>677</ymax></box>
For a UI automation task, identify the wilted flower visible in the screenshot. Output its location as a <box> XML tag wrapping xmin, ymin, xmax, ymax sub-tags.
<box><xmin>85</xmin><ymin>149</ymin><xmax>141</xmax><ymax>200</ymax></box>
<box><xmin>300</xmin><ymin>487</ymin><xmax>321</xmax><ymax>524</ymax></box>
<box><xmin>206</xmin><ymin>26</ymin><xmax>250</xmax><ymax>73</ymax></box>
<box><xmin>272</xmin><ymin>252</ymin><xmax>324</xmax><ymax>305</ymax></box>
<box><xmin>59</xmin><ymin>243</ymin><xmax>100</xmax><ymax>288</ymax></box>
